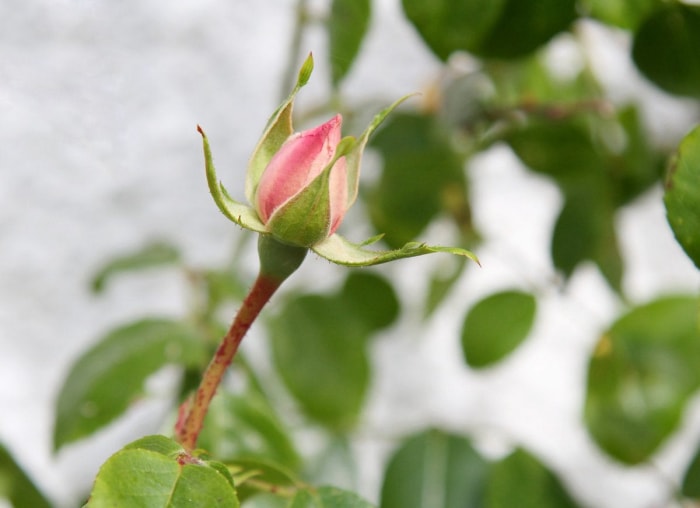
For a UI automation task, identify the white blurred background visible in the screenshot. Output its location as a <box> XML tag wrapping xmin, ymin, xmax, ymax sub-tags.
<box><xmin>1</xmin><ymin>1</ymin><xmax>700</xmax><ymax>507</ymax></box>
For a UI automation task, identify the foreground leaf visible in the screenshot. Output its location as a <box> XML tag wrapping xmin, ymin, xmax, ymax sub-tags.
<box><xmin>0</xmin><ymin>443</ymin><xmax>51</xmax><ymax>508</ymax></box>
<box><xmin>584</xmin><ymin>296</ymin><xmax>700</xmax><ymax>464</ymax></box>
<box><xmin>665</xmin><ymin>125</ymin><xmax>700</xmax><ymax>270</ymax></box>
<box><xmin>87</xmin><ymin>435</ymin><xmax>238</xmax><ymax>507</ymax></box>
<box><xmin>54</xmin><ymin>319</ymin><xmax>208</xmax><ymax>449</ymax></box>
<box><xmin>380</xmin><ymin>430</ymin><xmax>489</xmax><ymax>508</ymax></box>
<box><xmin>461</xmin><ymin>290</ymin><xmax>537</xmax><ymax>368</ymax></box>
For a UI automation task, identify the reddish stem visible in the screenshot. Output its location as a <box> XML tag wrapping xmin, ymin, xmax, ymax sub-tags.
<box><xmin>176</xmin><ymin>273</ymin><xmax>282</xmax><ymax>451</ymax></box>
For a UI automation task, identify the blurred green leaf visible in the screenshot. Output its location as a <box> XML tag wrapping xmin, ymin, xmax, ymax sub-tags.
<box><xmin>461</xmin><ymin>290</ymin><xmax>537</xmax><ymax>368</ymax></box>
<box><xmin>0</xmin><ymin>443</ymin><xmax>51</xmax><ymax>508</ymax></box>
<box><xmin>609</xmin><ymin>106</ymin><xmax>664</xmax><ymax>206</ymax></box>
<box><xmin>424</xmin><ymin>257</ymin><xmax>467</xmax><ymax>318</ymax></box>
<box><xmin>485</xmin><ymin>448</ymin><xmax>579</xmax><ymax>508</ymax></box>
<box><xmin>632</xmin><ymin>3</ymin><xmax>700</xmax><ymax>98</ymax></box>
<box><xmin>54</xmin><ymin>319</ymin><xmax>208</xmax><ymax>450</ymax></box>
<box><xmin>91</xmin><ymin>241</ymin><xmax>180</xmax><ymax>293</ymax></box>
<box><xmin>288</xmin><ymin>490</ymin><xmax>321</xmax><ymax>508</ymax></box>
<box><xmin>380</xmin><ymin>430</ymin><xmax>488</xmax><ymax>508</ymax></box>
<box><xmin>507</xmin><ymin>120</ymin><xmax>624</xmax><ymax>290</ymax></box>
<box><xmin>288</xmin><ymin>486</ymin><xmax>375</xmax><ymax>508</ymax></box>
<box><xmin>328</xmin><ymin>0</ymin><xmax>370</xmax><ymax>86</ymax></box>
<box><xmin>665</xmin><ymin>125</ymin><xmax>700</xmax><ymax>270</ymax></box>
<box><xmin>198</xmin><ymin>391</ymin><xmax>301</xmax><ymax>471</ymax></box>
<box><xmin>584</xmin><ymin>296</ymin><xmax>700</xmax><ymax>464</ymax></box>
<box><xmin>580</xmin><ymin>0</ymin><xmax>660</xmax><ymax>30</ymax></box>
<box><xmin>269</xmin><ymin>273</ymin><xmax>399</xmax><ymax>430</ymax></box>
<box><xmin>682</xmin><ymin>442</ymin><xmax>700</xmax><ymax>499</ymax></box>
<box><xmin>341</xmin><ymin>271</ymin><xmax>399</xmax><ymax>331</ymax></box>
<box><xmin>368</xmin><ymin>113</ymin><xmax>468</xmax><ymax>248</ymax></box>
<box><xmin>506</xmin><ymin>121</ymin><xmax>605</xmax><ymax>186</ymax></box>
<box><xmin>400</xmin><ymin>0</ymin><xmax>505</xmax><ymax>61</ymax></box>
<box><xmin>269</xmin><ymin>294</ymin><xmax>370</xmax><ymax>430</ymax></box>
<box><xmin>231</xmin><ymin>458</ymin><xmax>300</xmax><ymax>503</ymax></box>
<box><xmin>551</xmin><ymin>186</ymin><xmax>623</xmax><ymax>291</ymax></box>
<box><xmin>473</xmin><ymin>0</ymin><xmax>577</xmax><ymax>59</ymax></box>
<box><xmin>87</xmin><ymin>435</ymin><xmax>238</xmax><ymax>507</ymax></box>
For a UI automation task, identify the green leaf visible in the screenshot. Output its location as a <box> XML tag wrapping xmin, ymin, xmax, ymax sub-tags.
<box><xmin>551</xmin><ymin>187</ymin><xmax>623</xmax><ymax>291</ymax></box>
<box><xmin>0</xmin><ymin>443</ymin><xmax>52</xmax><ymax>508</ymax></box>
<box><xmin>507</xmin><ymin>121</ymin><xmax>623</xmax><ymax>290</ymax></box>
<box><xmin>380</xmin><ymin>430</ymin><xmax>489</xmax><ymax>508</ymax></box>
<box><xmin>340</xmin><ymin>271</ymin><xmax>399</xmax><ymax>331</ymax></box>
<box><xmin>269</xmin><ymin>274</ymin><xmax>399</xmax><ymax>430</ymax></box>
<box><xmin>312</xmin><ymin>234</ymin><xmax>479</xmax><ymax>267</ymax></box>
<box><xmin>485</xmin><ymin>448</ymin><xmax>579</xmax><ymax>508</ymax></box>
<box><xmin>609</xmin><ymin>106</ymin><xmax>664</xmax><ymax>207</ymax></box>
<box><xmin>682</xmin><ymin>443</ymin><xmax>700</xmax><ymax>499</ymax></box>
<box><xmin>632</xmin><ymin>4</ymin><xmax>700</xmax><ymax>98</ymax></box>
<box><xmin>197</xmin><ymin>391</ymin><xmax>301</xmax><ymax>471</ymax></box>
<box><xmin>91</xmin><ymin>241</ymin><xmax>180</xmax><ymax>293</ymax></box>
<box><xmin>681</xmin><ymin>442</ymin><xmax>700</xmax><ymax>500</ymax></box>
<box><xmin>506</xmin><ymin>121</ymin><xmax>605</xmax><ymax>187</ymax></box>
<box><xmin>580</xmin><ymin>0</ymin><xmax>660</xmax><ymax>30</ymax></box>
<box><xmin>288</xmin><ymin>486</ymin><xmax>375</xmax><ymax>508</ymax></box>
<box><xmin>87</xmin><ymin>435</ymin><xmax>239</xmax><ymax>507</ymax></box>
<box><xmin>473</xmin><ymin>0</ymin><xmax>577</xmax><ymax>59</ymax></box>
<box><xmin>400</xmin><ymin>0</ymin><xmax>505</xmax><ymax>61</ymax></box>
<box><xmin>230</xmin><ymin>458</ymin><xmax>300</xmax><ymax>503</ymax></box>
<box><xmin>665</xmin><ymin>125</ymin><xmax>700</xmax><ymax>270</ymax></box>
<box><xmin>288</xmin><ymin>489</ymin><xmax>321</xmax><ymax>508</ymax></box>
<box><xmin>328</xmin><ymin>0</ymin><xmax>370</xmax><ymax>86</ymax></box>
<box><xmin>54</xmin><ymin>319</ymin><xmax>208</xmax><ymax>450</ymax></box>
<box><xmin>269</xmin><ymin>294</ymin><xmax>370</xmax><ymax>430</ymax></box>
<box><xmin>367</xmin><ymin>113</ymin><xmax>468</xmax><ymax>248</ymax></box>
<box><xmin>461</xmin><ymin>290</ymin><xmax>537</xmax><ymax>368</ymax></box>
<box><xmin>584</xmin><ymin>296</ymin><xmax>700</xmax><ymax>464</ymax></box>
<box><xmin>424</xmin><ymin>257</ymin><xmax>467</xmax><ymax>318</ymax></box>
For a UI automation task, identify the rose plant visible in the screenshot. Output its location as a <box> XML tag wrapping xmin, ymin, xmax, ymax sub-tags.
<box><xmin>84</xmin><ymin>53</ymin><xmax>477</xmax><ymax>507</ymax></box>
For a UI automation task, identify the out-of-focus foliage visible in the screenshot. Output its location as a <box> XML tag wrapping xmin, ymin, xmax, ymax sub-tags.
<box><xmin>585</xmin><ymin>296</ymin><xmax>700</xmax><ymax>464</ymax></box>
<box><xmin>48</xmin><ymin>0</ymin><xmax>700</xmax><ymax>506</ymax></box>
<box><xmin>461</xmin><ymin>290</ymin><xmax>537</xmax><ymax>368</ymax></box>
<box><xmin>632</xmin><ymin>3</ymin><xmax>700</xmax><ymax>98</ymax></box>
<box><xmin>379</xmin><ymin>431</ymin><xmax>580</xmax><ymax>508</ymax></box>
<box><xmin>0</xmin><ymin>444</ymin><xmax>51</xmax><ymax>508</ymax></box>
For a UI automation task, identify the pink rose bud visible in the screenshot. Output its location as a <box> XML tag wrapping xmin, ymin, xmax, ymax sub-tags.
<box><xmin>255</xmin><ymin>114</ymin><xmax>348</xmax><ymax>245</ymax></box>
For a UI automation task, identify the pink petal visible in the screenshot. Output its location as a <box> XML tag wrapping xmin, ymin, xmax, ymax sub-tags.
<box><xmin>256</xmin><ymin>115</ymin><xmax>343</xmax><ymax>223</ymax></box>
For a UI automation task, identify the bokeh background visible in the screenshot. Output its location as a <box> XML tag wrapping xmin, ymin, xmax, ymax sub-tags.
<box><xmin>2</xmin><ymin>1</ymin><xmax>700</xmax><ymax>507</ymax></box>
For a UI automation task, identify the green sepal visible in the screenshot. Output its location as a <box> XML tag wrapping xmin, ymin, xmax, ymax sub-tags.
<box><xmin>312</xmin><ymin>233</ymin><xmax>480</xmax><ymax>267</ymax></box>
<box><xmin>258</xmin><ymin>235</ymin><xmax>308</xmax><ymax>283</ymax></box>
<box><xmin>344</xmin><ymin>93</ymin><xmax>417</xmax><ymax>210</ymax></box>
<box><xmin>246</xmin><ymin>53</ymin><xmax>315</xmax><ymax>203</ymax></box>
<box><xmin>265</xmin><ymin>137</ymin><xmax>356</xmax><ymax>248</ymax></box>
<box><xmin>198</xmin><ymin>125</ymin><xmax>267</xmax><ymax>233</ymax></box>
